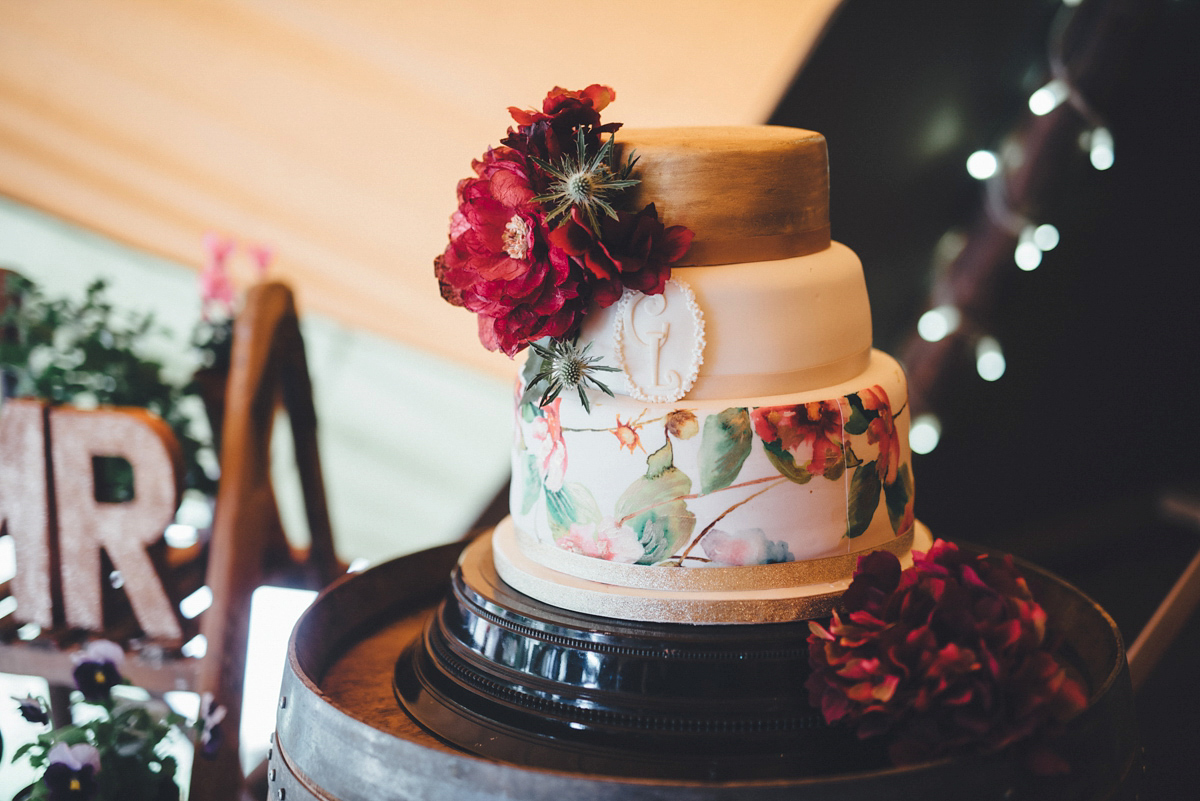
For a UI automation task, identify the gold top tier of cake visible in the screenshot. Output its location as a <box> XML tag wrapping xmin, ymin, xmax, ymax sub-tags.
<box><xmin>614</xmin><ymin>126</ymin><xmax>830</xmax><ymax>267</ymax></box>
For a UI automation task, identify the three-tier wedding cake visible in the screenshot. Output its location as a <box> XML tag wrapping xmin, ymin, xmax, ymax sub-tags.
<box><xmin>492</xmin><ymin>124</ymin><xmax>930</xmax><ymax>624</ymax></box>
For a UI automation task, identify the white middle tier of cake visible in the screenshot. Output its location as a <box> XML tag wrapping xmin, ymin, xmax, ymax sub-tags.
<box><xmin>509</xmin><ymin>348</ymin><xmax>915</xmax><ymax>589</ymax></box>
<box><xmin>578</xmin><ymin>241</ymin><xmax>873</xmax><ymax>401</ymax></box>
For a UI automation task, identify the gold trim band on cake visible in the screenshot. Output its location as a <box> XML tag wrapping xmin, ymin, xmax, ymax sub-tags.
<box><xmin>688</xmin><ymin>346</ymin><xmax>872</xmax><ymax>400</ymax></box>
<box><xmin>513</xmin><ymin>524</ymin><xmax>917</xmax><ymax>592</ymax></box>
<box><xmin>487</xmin><ymin>528</ymin><xmax>843</xmax><ymax>624</ymax></box>
<box><xmin>676</xmin><ymin>226</ymin><xmax>831</xmax><ymax>267</ymax></box>
<box><xmin>490</xmin><ymin>520</ymin><xmax>935</xmax><ymax>624</ymax></box>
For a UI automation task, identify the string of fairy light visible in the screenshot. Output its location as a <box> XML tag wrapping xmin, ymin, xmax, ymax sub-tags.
<box><xmin>906</xmin><ymin>0</ymin><xmax>1114</xmax><ymax>457</ymax></box>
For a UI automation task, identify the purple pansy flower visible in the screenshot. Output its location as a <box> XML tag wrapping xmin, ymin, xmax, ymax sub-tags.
<box><xmin>43</xmin><ymin>743</ymin><xmax>101</xmax><ymax>800</ymax></box>
<box><xmin>71</xmin><ymin>640</ymin><xmax>125</xmax><ymax>702</ymax></box>
<box><xmin>14</xmin><ymin>693</ymin><xmax>50</xmax><ymax>725</ymax></box>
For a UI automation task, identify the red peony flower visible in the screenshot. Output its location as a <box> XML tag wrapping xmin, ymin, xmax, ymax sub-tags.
<box><xmin>806</xmin><ymin>541</ymin><xmax>1087</xmax><ymax>771</ymax></box>
<box><xmin>548</xmin><ymin>204</ymin><xmax>693</xmax><ymax>307</ymax></box>
<box><xmin>751</xmin><ymin>401</ymin><xmax>845</xmax><ymax>477</ymax></box>
<box><xmin>435</xmin><ymin>147</ymin><xmax>586</xmax><ymax>355</ymax></box>
<box><xmin>435</xmin><ymin>85</ymin><xmax>694</xmax><ymax>358</ymax></box>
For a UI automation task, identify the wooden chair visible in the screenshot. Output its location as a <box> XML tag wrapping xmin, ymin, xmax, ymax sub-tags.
<box><xmin>0</xmin><ymin>276</ymin><xmax>341</xmax><ymax>800</ymax></box>
<box><xmin>190</xmin><ymin>280</ymin><xmax>343</xmax><ymax>800</ymax></box>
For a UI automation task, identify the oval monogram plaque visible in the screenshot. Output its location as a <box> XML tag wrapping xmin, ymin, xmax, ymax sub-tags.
<box><xmin>612</xmin><ymin>278</ymin><xmax>706</xmax><ymax>403</ymax></box>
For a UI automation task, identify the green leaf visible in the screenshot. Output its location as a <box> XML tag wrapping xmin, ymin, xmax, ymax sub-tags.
<box><xmin>846</xmin><ymin>461</ymin><xmax>883</xmax><ymax>538</ymax></box>
<box><xmin>519</xmin><ymin>452</ymin><xmax>542</xmax><ymax>515</ymax></box>
<box><xmin>844</xmin><ymin>444</ymin><xmax>864</xmax><ymax>469</ymax></box>
<box><xmin>763</xmin><ymin>439</ymin><xmax>814</xmax><ymax>485</ymax></box>
<box><xmin>822</xmin><ymin>447</ymin><xmax>848</xmax><ymax>482</ymax></box>
<box><xmin>57</xmin><ymin>726</ymin><xmax>90</xmax><ymax>745</ymax></box>
<box><xmin>698</xmin><ymin>408</ymin><xmax>753</xmax><ymax>493</ymax></box>
<box><xmin>616</xmin><ymin>466</ymin><xmax>695</xmax><ymax>564</ymax></box>
<box><xmin>645</xmin><ymin>439</ymin><xmax>675</xmax><ymax>480</ymax></box>
<box><xmin>842</xmin><ymin>391</ymin><xmax>878</xmax><ymax>436</ymax></box>
<box><xmin>885</xmin><ymin>462</ymin><xmax>915</xmax><ymax>533</ymax></box>
<box><xmin>12</xmin><ymin>741</ymin><xmax>39</xmax><ymax>762</ymax></box>
<box><xmin>545</xmin><ymin>483</ymin><xmax>602</xmax><ymax>536</ymax></box>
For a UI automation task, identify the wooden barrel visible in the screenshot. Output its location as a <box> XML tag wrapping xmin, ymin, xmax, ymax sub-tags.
<box><xmin>268</xmin><ymin>538</ymin><xmax>1140</xmax><ymax>801</ymax></box>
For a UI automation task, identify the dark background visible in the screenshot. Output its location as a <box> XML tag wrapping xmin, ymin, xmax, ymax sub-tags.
<box><xmin>769</xmin><ymin>0</ymin><xmax>1200</xmax><ymax>797</ymax></box>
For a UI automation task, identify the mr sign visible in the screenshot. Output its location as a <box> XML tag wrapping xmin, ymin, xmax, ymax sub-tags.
<box><xmin>0</xmin><ymin>399</ymin><xmax>185</xmax><ymax>642</ymax></box>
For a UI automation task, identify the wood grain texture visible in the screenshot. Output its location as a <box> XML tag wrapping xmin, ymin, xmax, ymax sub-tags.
<box><xmin>321</xmin><ymin>612</ymin><xmax>454</xmax><ymax>749</ymax></box>
<box><xmin>191</xmin><ymin>280</ymin><xmax>342</xmax><ymax>801</ymax></box>
<box><xmin>615</xmin><ymin>126</ymin><xmax>830</xmax><ymax>266</ymax></box>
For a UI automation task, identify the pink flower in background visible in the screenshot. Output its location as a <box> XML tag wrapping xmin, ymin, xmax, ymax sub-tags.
<box><xmin>200</xmin><ymin>232</ymin><xmax>236</xmax><ymax>320</ymax></box>
<box><xmin>752</xmin><ymin>401</ymin><xmax>845</xmax><ymax>477</ymax></box>
<box><xmin>529</xmin><ymin>398</ymin><xmax>567</xmax><ymax>492</ymax></box>
<box><xmin>247</xmin><ymin>242</ymin><xmax>274</xmax><ymax>279</ymax></box>
<box><xmin>557</xmin><ymin>518</ymin><xmax>643</xmax><ymax>563</ymax></box>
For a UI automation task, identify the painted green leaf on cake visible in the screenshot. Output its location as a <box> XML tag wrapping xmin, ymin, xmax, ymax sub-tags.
<box><xmin>645</xmin><ymin>440</ymin><xmax>675</xmax><ymax>479</ymax></box>
<box><xmin>842</xmin><ymin>391</ymin><xmax>879</xmax><ymax>436</ymax></box>
<box><xmin>699</xmin><ymin>408</ymin><xmax>752</xmax><ymax>494</ymax></box>
<box><xmin>884</xmin><ymin>462</ymin><xmax>915</xmax><ymax>534</ymax></box>
<box><xmin>821</xmin><ymin>449</ymin><xmax>847</xmax><ymax>482</ymax></box>
<box><xmin>520</xmin><ymin>401</ymin><xmax>540</xmax><ymax>424</ymax></box>
<box><xmin>519</xmin><ymin>452</ymin><xmax>541</xmax><ymax>515</ymax></box>
<box><xmin>763</xmin><ymin>439</ymin><xmax>814</xmax><ymax>485</ymax></box>
<box><xmin>545</xmin><ymin>482</ymin><xmax>602</xmax><ymax>536</ymax></box>
<box><xmin>846</xmin><ymin>460</ymin><xmax>882</xmax><ymax>539</ymax></box>
<box><xmin>615</xmin><ymin>465</ymin><xmax>695</xmax><ymax>564</ymax></box>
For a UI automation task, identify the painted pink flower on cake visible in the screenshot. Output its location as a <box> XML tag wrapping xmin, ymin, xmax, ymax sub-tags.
<box><xmin>529</xmin><ymin>398</ymin><xmax>567</xmax><ymax>492</ymax></box>
<box><xmin>752</xmin><ymin>401</ymin><xmax>846</xmax><ymax>483</ymax></box>
<box><xmin>700</xmin><ymin>528</ymin><xmax>794</xmax><ymax>566</ymax></box>
<box><xmin>858</xmin><ymin>385</ymin><xmax>900</xmax><ymax>485</ymax></box>
<box><xmin>841</xmin><ymin>385</ymin><xmax>914</xmax><ymax>538</ymax></box>
<box><xmin>556</xmin><ymin>518</ymin><xmax>644</xmax><ymax>563</ymax></box>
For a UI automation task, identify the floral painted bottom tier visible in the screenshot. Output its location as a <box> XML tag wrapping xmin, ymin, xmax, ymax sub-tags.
<box><xmin>508</xmin><ymin>349</ymin><xmax>918</xmax><ymax>613</ymax></box>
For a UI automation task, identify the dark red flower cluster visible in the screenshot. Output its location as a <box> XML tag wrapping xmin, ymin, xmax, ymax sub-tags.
<box><xmin>504</xmin><ymin>84</ymin><xmax>621</xmax><ymax>172</ymax></box>
<box><xmin>548</xmin><ymin>204</ymin><xmax>692</xmax><ymax>307</ymax></box>
<box><xmin>435</xmin><ymin>85</ymin><xmax>693</xmax><ymax>356</ymax></box>
<box><xmin>806</xmin><ymin>541</ymin><xmax>1087</xmax><ymax>771</ymax></box>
